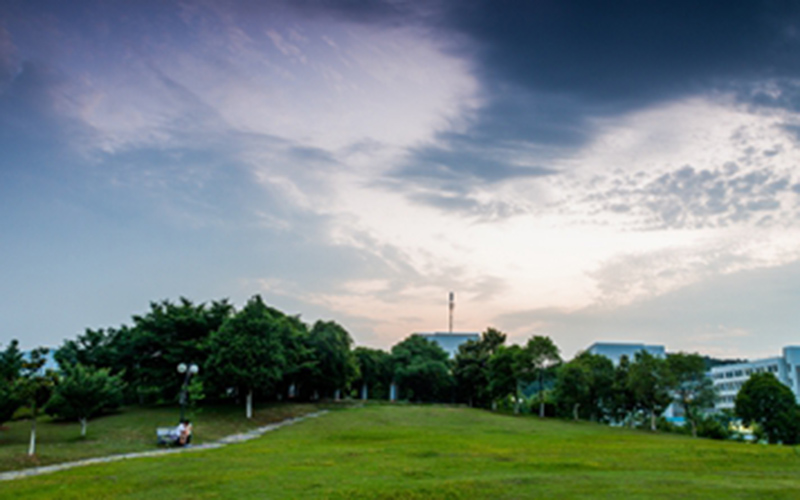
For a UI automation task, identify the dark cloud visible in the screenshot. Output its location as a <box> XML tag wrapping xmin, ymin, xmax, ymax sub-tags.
<box><xmin>443</xmin><ymin>1</ymin><xmax>800</xmax><ymax>106</ymax></box>
<box><xmin>383</xmin><ymin>1</ymin><xmax>800</xmax><ymax>199</ymax></box>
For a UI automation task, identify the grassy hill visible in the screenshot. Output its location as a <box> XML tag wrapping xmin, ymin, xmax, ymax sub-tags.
<box><xmin>2</xmin><ymin>405</ymin><xmax>799</xmax><ymax>499</ymax></box>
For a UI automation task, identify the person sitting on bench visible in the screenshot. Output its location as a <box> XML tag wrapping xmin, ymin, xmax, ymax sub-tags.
<box><xmin>176</xmin><ymin>419</ymin><xmax>192</xmax><ymax>446</ymax></box>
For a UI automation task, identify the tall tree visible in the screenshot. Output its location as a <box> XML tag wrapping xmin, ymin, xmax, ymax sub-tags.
<box><xmin>554</xmin><ymin>362</ymin><xmax>591</xmax><ymax>420</ymax></box>
<box><xmin>487</xmin><ymin>344</ymin><xmax>525</xmax><ymax>412</ymax></box>
<box><xmin>609</xmin><ymin>355</ymin><xmax>637</xmax><ymax>425</ymax></box>
<box><xmin>0</xmin><ymin>340</ymin><xmax>24</xmax><ymax>426</ymax></box>
<box><xmin>205</xmin><ymin>296</ymin><xmax>296</xmax><ymax>418</ymax></box>
<box><xmin>130</xmin><ymin>298</ymin><xmax>234</xmax><ymax>404</ymax></box>
<box><xmin>735</xmin><ymin>372</ymin><xmax>800</xmax><ymax>444</ymax></box>
<box><xmin>666</xmin><ymin>352</ymin><xmax>716</xmax><ymax>437</ymax></box>
<box><xmin>353</xmin><ymin>347</ymin><xmax>393</xmax><ymax>400</ymax></box>
<box><xmin>554</xmin><ymin>352</ymin><xmax>614</xmax><ymax>422</ymax></box>
<box><xmin>45</xmin><ymin>363</ymin><xmax>124</xmax><ymax>436</ymax></box>
<box><xmin>18</xmin><ymin>348</ymin><xmax>55</xmax><ymax>455</ymax></box>
<box><xmin>628</xmin><ymin>351</ymin><xmax>672</xmax><ymax>431</ymax></box>
<box><xmin>305</xmin><ymin>320</ymin><xmax>358</xmax><ymax>398</ymax></box>
<box><xmin>525</xmin><ymin>336</ymin><xmax>562</xmax><ymax>417</ymax></box>
<box><xmin>453</xmin><ymin>328</ymin><xmax>507</xmax><ymax>408</ymax></box>
<box><xmin>391</xmin><ymin>335</ymin><xmax>453</xmax><ymax>402</ymax></box>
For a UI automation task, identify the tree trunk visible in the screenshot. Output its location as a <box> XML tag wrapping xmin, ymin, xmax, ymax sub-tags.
<box><xmin>246</xmin><ymin>389</ymin><xmax>253</xmax><ymax>419</ymax></box>
<box><xmin>538</xmin><ymin>370</ymin><xmax>545</xmax><ymax>418</ymax></box>
<box><xmin>690</xmin><ymin>418</ymin><xmax>697</xmax><ymax>438</ymax></box>
<box><xmin>28</xmin><ymin>418</ymin><xmax>36</xmax><ymax>456</ymax></box>
<box><xmin>514</xmin><ymin>379</ymin><xmax>520</xmax><ymax>414</ymax></box>
<box><xmin>650</xmin><ymin>410</ymin><xmax>656</xmax><ymax>431</ymax></box>
<box><xmin>573</xmin><ymin>403</ymin><xmax>580</xmax><ymax>421</ymax></box>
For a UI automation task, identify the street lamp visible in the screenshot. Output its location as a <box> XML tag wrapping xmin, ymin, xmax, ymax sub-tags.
<box><xmin>177</xmin><ymin>363</ymin><xmax>199</xmax><ymax>421</ymax></box>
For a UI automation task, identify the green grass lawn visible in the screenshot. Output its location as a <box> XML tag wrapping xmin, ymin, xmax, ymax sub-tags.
<box><xmin>2</xmin><ymin>405</ymin><xmax>799</xmax><ymax>499</ymax></box>
<box><xmin>0</xmin><ymin>403</ymin><xmax>322</xmax><ymax>472</ymax></box>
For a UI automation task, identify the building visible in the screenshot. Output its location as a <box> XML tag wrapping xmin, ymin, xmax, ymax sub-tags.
<box><xmin>710</xmin><ymin>346</ymin><xmax>800</xmax><ymax>410</ymax></box>
<box><xmin>417</xmin><ymin>332</ymin><xmax>480</xmax><ymax>358</ymax></box>
<box><xmin>585</xmin><ymin>342</ymin><xmax>666</xmax><ymax>366</ymax></box>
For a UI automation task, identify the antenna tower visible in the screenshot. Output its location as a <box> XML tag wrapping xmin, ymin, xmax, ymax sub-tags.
<box><xmin>448</xmin><ymin>292</ymin><xmax>454</xmax><ymax>334</ymax></box>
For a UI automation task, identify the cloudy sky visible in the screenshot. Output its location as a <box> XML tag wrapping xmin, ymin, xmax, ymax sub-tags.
<box><xmin>3</xmin><ymin>0</ymin><xmax>800</xmax><ymax>359</ymax></box>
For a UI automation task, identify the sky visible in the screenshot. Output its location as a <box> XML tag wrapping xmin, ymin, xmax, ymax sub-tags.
<box><xmin>3</xmin><ymin>0</ymin><xmax>800</xmax><ymax>360</ymax></box>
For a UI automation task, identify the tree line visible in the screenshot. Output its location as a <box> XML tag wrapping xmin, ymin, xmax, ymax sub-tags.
<box><xmin>2</xmin><ymin>297</ymin><xmax>799</xmax><ymax>452</ymax></box>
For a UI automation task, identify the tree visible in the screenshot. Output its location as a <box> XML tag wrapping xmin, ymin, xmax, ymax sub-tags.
<box><xmin>45</xmin><ymin>363</ymin><xmax>124</xmax><ymax>436</ymax></box>
<box><xmin>453</xmin><ymin>328</ymin><xmax>506</xmax><ymax>408</ymax></box>
<box><xmin>18</xmin><ymin>348</ymin><xmax>55</xmax><ymax>455</ymax></box>
<box><xmin>353</xmin><ymin>347</ymin><xmax>393</xmax><ymax>400</ymax></box>
<box><xmin>524</xmin><ymin>336</ymin><xmax>562</xmax><ymax>417</ymax></box>
<box><xmin>609</xmin><ymin>355</ymin><xmax>636</xmax><ymax>425</ymax></box>
<box><xmin>554</xmin><ymin>352</ymin><xmax>614</xmax><ymax>422</ymax></box>
<box><xmin>0</xmin><ymin>340</ymin><xmax>24</xmax><ymax>426</ymax></box>
<box><xmin>128</xmin><ymin>298</ymin><xmax>234</xmax><ymax>404</ymax></box>
<box><xmin>391</xmin><ymin>335</ymin><xmax>453</xmax><ymax>402</ymax></box>
<box><xmin>487</xmin><ymin>344</ymin><xmax>524</xmax><ymax>412</ymax></box>
<box><xmin>735</xmin><ymin>372</ymin><xmax>800</xmax><ymax>444</ymax></box>
<box><xmin>666</xmin><ymin>352</ymin><xmax>716</xmax><ymax>437</ymax></box>
<box><xmin>205</xmin><ymin>296</ymin><xmax>297</xmax><ymax>418</ymax></box>
<box><xmin>303</xmin><ymin>321</ymin><xmax>358</xmax><ymax>399</ymax></box>
<box><xmin>628</xmin><ymin>351</ymin><xmax>672</xmax><ymax>431</ymax></box>
<box><xmin>554</xmin><ymin>362</ymin><xmax>591</xmax><ymax>420</ymax></box>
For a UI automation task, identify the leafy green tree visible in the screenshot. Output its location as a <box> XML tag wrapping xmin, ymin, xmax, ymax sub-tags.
<box><xmin>205</xmin><ymin>296</ymin><xmax>296</xmax><ymax>417</ymax></box>
<box><xmin>524</xmin><ymin>336</ymin><xmax>562</xmax><ymax>417</ymax></box>
<box><xmin>554</xmin><ymin>352</ymin><xmax>614</xmax><ymax>421</ymax></box>
<box><xmin>666</xmin><ymin>352</ymin><xmax>716</xmax><ymax>437</ymax></box>
<box><xmin>353</xmin><ymin>347</ymin><xmax>393</xmax><ymax>400</ymax></box>
<box><xmin>128</xmin><ymin>298</ymin><xmax>234</xmax><ymax>404</ymax></box>
<box><xmin>18</xmin><ymin>348</ymin><xmax>55</xmax><ymax>455</ymax></box>
<box><xmin>45</xmin><ymin>363</ymin><xmax>124</xmax><ymax>436</ymax></box>
<box><xmin>554</xmin><ymin>361</ymin><xmax>591</xmax><ymax>420</ymax></box>
<box><xmin>453</xmin><ymin>328</ymin><xmax>506</xmax><ymax>408</ymax></box>
<box><xmin>302</xmin><ymin>321</ymin><xmax>358</xmax><ymax>399</ymax></box>
<box><xmin>609</xmin><ymin>355</ymin><xmax>636</xmax><ymax>425</ymax></box>
<box><xmin>735</xmin><ymin>372</ymin><xmax>800</xmax><ymax>444</ymax></box>
<box><xmin>0</xmin><ymin>340</ymin><xmax>24</xmax><ymax>426</ymax></box>
<box><xmin>54</xmin><ymin>328</ymin><xmax>120</xmax><ymax>371</ymax></box>
<box><xmin>487</xmin><ymin>344</ymin><xmax>525</xmax><ymax>412</ymax></box>
<box><xmin>391</xmin><ymin>335</ymin><xmax>453</xmax><ymax>402</ymax></box>
<box><xmin>55</xmin><ymin>298</ymin><xmax>234</xmax><ymax>405</ymax></box>
<box><xmin>628</xmin><ymin>351</ymin><xmax>672</xmax><ymax>431</ymax></box>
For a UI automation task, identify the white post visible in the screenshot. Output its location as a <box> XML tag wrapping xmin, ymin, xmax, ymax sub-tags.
<box><xmin>28</xmin><ymin>419</ymin><xmax>36</xmax><ymax>456</ymax></box>
<box><xmin>80</xmin><ymin>418</ymin><xmax>88</xmax><ymax>437</ymax></box>
<box><xmin>390</xmin><ymin>382</ymin><xmax>397</xmax><ymax>402</ymax></box>
<box><xmin>361</xmin><ymin>383</ymin><xmax>368</xmax><ymax>401</ymax></box>
<box><xmin>246</xmin><ymin>389</ymin><xmax>253</xmax><ymax>419</ymax></box>
<box><xmin>334</xmin><ymin>389</ymin><xmax>341</xmax><ymax>401</ymax></box>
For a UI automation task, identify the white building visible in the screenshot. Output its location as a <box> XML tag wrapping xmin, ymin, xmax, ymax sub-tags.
<box><xmin>586</xmin><ymin>342</ymin><xmax>666</xmax><ymax>365</ymax></box>
<box><xmin>417</xmin><ymin>332</ymin><xmax>480</xmax><ymax>358</ymax></box>
<box><xmin>710</xmin><ymin>346</ymin><xmax>800</xmax><ymax>411</ymax></box>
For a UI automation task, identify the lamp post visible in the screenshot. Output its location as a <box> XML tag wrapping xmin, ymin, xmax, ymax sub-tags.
<box><xmin>177</xmin><ymin>363</ymin><xmax>199</xmax><ymax>421</ymax></box>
